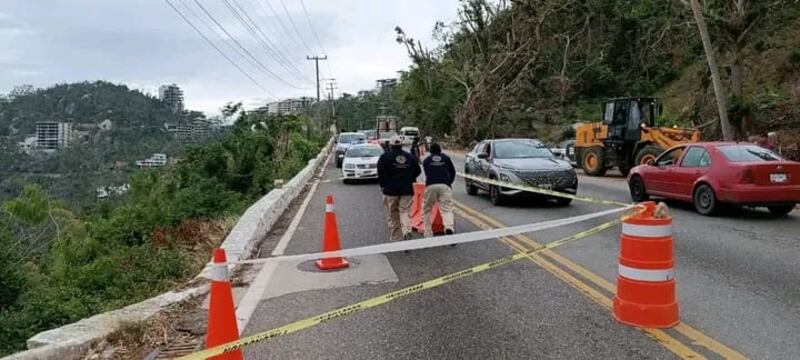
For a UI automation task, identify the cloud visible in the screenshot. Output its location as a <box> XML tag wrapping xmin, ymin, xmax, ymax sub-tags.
<box><xmin>0</xmin><ymin>0</ymin><xmax>460</xmax><ymax>115</ymax></box>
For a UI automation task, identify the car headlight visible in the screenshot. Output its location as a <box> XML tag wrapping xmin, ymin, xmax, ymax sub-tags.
<box><xmin>497</xmin><ymin>170</ymin><xmax>520</xmax><ymax>183</ymax></box>
<box><xmin>344</xmin><ymin>163</ymin><xmax>356</xmax><ymax>170</ymax></box>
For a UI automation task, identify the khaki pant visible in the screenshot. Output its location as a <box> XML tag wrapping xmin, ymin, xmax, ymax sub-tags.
<box><xmin>383</xmin><ymin>195</ymin><xmax>413</xmax><ymax>241</ymax></box>
<box><xmin>423</xmin><ymin>184</ymin><xmax>455</xmax><ymax>237</ymax></box>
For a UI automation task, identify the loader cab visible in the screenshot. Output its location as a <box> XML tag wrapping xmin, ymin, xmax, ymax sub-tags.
<box><xmin>602</xmin><ymin>98</ymin><xmax>659</xmax><ymax>143</ymax></box>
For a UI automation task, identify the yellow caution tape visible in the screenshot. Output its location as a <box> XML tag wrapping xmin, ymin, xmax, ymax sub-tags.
<box><xmin>177</xmin><ymin>216</ymin><xmax>629</xmax><ymax>360</ymax></box>
<box><xmin>458</xmin><ymin>172</ymin><xmax>631</xmax><ymax>207</ymax></box>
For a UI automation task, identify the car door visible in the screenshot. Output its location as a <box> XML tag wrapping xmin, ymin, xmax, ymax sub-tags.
<box><xmin>478</xmin><ymin>142</ymin><xmax>493</xmax><ymax>179</ymax></box>
<box><xmin>670</xmin><ymin>146</ymin><xmax>711</xmax><ymax>201</ymax></box>
<box><xmin>646</xmin><ymin>146</ymin><xmax>685</xmax><ymax>196</ymax></box>
<box><xmin>465</xmin><ymin>142</ymin><xmax>484</xmax><ymax>177</ymax></box>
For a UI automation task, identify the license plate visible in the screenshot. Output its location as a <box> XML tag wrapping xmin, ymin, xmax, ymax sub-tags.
<box><xmin>538</xmin><ymin>183</ymin><xmax>553</xmax><ymax>190</ymax></box>
<box><xmin>770</xmin><ymin>173</ymin><xmax>787</xmax><ymax>183</ymax></box>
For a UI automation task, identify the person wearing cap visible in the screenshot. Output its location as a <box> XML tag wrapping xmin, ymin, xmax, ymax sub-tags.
<box><xmin>422</xmin><ymin>142</ymin><xmax>456</xmax><ymax>237</ymax></box>
<box><xmin>377</xmin><ymin>135</ymin><xmax>421</xmax><ymax>241</ymax></box>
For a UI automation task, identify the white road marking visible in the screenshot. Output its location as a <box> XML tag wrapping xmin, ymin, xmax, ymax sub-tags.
<box><xmin>235</xmin><ymin>150</ymin><xmax>332</xmax><ymax>333</ymax></box>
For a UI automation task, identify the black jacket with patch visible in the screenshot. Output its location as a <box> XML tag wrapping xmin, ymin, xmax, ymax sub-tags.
<box><xmin>378</xmin><ymin>147</ymin><xmax>421</xmax><ymax>196</ymax></box>
<box><xmin>423</xmin><ymin>153</ymin><xmax>456</xmax><ymax>187</ymax></box>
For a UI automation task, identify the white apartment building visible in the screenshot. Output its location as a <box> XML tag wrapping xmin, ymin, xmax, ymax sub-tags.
<box><xmin>136</xmin><ymin>153</ymin><xmax>168</xmax><ymax>168</ymax></box>
<box><xmin>36</xmin><ymin>121</ymin><xmax>72</xmax><ymax>150</ymax></box>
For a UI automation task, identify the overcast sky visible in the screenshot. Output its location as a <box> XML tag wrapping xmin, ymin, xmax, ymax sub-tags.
<box><xmin>0</xmin><ymin>0</ymin><xmax>460</xmax><ymax>115</ymax></box>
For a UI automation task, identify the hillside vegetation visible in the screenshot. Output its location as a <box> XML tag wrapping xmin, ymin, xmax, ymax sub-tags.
<box><xmin>0</xmin><ymin>81</ymin><xmax>190</xmax><ymax>208</ymax></box>
<box><xmin>0</xmin><ymin>106</ymin><xmax>322</xmax><ymax>355</ymax></box>
<box><xmin>388</xmin><ymin>0</ymin><xmax>800</xmax><ymax>145</ymax></box>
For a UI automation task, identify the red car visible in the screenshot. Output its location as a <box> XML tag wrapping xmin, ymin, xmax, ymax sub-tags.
<box><xmin>627</xmin><ymin>142</ymin><xmax>800</xmax><ymax>216</ymax></box>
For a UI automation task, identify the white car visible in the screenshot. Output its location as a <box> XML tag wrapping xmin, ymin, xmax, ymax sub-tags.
<box><xmin>341</xmin><ymin>144</ymin><xmax>383</xmax><ymax>183</ymax></box>
<box><xmin>335</xmin><ymin>132</ymin><xmax>367</xmax><ymax>168</ymax></box>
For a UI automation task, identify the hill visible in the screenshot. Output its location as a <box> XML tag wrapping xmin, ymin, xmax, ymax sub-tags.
<box><xmin>390</xmin><ymin>0</ymin><xmax>800</xmax><ymax>145</ymax></box>
<box><xmin>0</xmin><ymin>81</ymin><xmax>189</xmax><ymax>208</ymax></box>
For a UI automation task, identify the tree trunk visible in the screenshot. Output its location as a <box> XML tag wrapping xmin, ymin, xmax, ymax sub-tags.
<box><xmin>689</xmin><ymin>0</ymin><xmax>734</xmax><ymax>141</ymax></box>
<box><xmin>730</xmin><ymin>46</ymin><xmax>744</xmax><ymax>137</ymax></box>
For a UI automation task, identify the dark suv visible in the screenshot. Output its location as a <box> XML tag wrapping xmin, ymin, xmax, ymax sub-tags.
<box><xmin>464</xmin><ymin>138</ymin><xmax>578</xmax><ymax>206</ymax></box>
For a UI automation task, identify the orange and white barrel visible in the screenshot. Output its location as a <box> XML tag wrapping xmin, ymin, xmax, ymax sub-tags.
<box><xmin>613</xmin><ymin>201</ymin><xmax>679</xmax><ymax>328</ymax></box>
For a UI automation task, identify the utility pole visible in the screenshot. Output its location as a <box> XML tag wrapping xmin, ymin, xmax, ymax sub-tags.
<box><xmin>307</xmin><ymin>55</ymin><xmax>327</xmax><ymax>134</ymax></box>
<box><xmin>326</xmin><ymin>80</ymin><xmax>338</xmax><ymax>130</ymax></box>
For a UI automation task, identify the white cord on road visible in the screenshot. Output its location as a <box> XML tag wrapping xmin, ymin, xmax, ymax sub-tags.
<box><xmin>234</xmin><ymin>206</ymin><xmax>632</xmax><ymax>265</ymax></box>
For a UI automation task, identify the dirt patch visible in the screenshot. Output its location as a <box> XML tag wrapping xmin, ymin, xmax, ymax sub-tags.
<box><xmin>82</xmin><ymin>297</ymin><xmax>204</xmax><ymax>360</ymax></box>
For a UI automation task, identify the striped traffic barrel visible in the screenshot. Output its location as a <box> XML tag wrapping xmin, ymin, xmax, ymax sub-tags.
<box><xmin>612</xmin><ymin>201</ymin><xmax>679</xmax><ymax>328</ymax></box>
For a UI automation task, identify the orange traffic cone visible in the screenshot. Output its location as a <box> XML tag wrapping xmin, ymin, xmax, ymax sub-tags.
<box><xmin>613</xmin><ymin>201</ymin><xmax>679</xmax><ymax>328</ymax></box>
<box><xmin>316</xmin><ymin>195</ymin><xmax>349</xmax><ymax>270</ymax></box>
<box><xmin>206</xmin><ymin>248</ymin><xmax>243</xmax><ymax>360</ymax></box>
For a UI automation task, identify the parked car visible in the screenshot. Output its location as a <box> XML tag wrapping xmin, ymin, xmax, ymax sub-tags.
<box><xmin>628</xmin><ymin>142</ymin><xmax>800</xmax><ymax>216</ymax></box>
<box><xmin>335</xmin><ymin>132</ymin><xmax>367</xmax><ymax>168</ymax></box>
<box><xmin>341</xmin><ymin>144</ymin><xmax>383</xmax><ymax>183</ymax></box>
<box><xmin>464</xmin><ymin>138</ymin><xmax>578</xmax><ymax>206</ymax></box>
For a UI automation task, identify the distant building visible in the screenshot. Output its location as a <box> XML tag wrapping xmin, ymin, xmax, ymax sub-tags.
<box><xmin>9</xmin><ymin>84</ymin><xmax>35</xmax><ymax>98</ymax></box>
<box><xmin>97</xmin><ymin>183</ymin><xmax>130</xmax><ymax>199</ymax></box>
<box><xmin>165</xmin><ymin>118</ymin><xmax>211</xmax><ymax>143</ymax></box>
<box><xmin>18</xmin><ymin>136</ymin><xmax>38</xmax><ymax>154</ymax></box>
<box><xmin>256</xmin><ymin>97</ymin><xmax>314</xmax><ymax>115</ymax></box>
<box><xmin>159</xmin><ymin>84</ymin><xmax>184</xmax><ymax>113</ymax></box>
<box><xmin>376</xmin><ymin>78</ymin><xmax>397</xmax><ymax>91</ymax></box>
<box><xmin>36</xmin><ymin>121</ymin><xmax>72</xmax><ymax>150</ymax></box>
<box><xmin>136</xmin><ymin>153</ymin><xmax>168</xmax><ymax>168</ymax></box>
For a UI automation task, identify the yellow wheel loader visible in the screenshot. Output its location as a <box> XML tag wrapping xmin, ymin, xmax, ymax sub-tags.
<box><xmin>573</xmin><ymin>97</ymin><xmax>701</xmax><ymax>176</ymax></box>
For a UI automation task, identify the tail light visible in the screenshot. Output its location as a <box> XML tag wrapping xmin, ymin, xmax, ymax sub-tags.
<box><xmin>739</xmin><ymin>168</ymin><xmax>754</xmax><ymax>184</ymax></box>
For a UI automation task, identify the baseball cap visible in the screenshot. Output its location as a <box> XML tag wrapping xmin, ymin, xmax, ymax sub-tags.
<box><xmin>389</xmin><ymin>135</ymin><xmax>402</xmax><ymax>145</ymax></box>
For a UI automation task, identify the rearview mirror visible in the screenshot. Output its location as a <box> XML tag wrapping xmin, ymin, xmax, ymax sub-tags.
<box><xmin>477</xmin><ymin>153</ymin><xmax>489</xmax><ymax>159</ymax></box>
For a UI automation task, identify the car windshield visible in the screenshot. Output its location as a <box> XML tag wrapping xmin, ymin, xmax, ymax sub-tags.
<box><xmin>379</xmin><ymin>131</ymin><xmax>397</xmax><ymax>139</ymax></box>
<box><xmin>718</xmin><ymin>145</ymin><xmax>783</xmax><ymax>162</ymax></box>
<box><xmin>493</xmin><ymin>140</ymin><xmax>553</xmax><ymax>159</ymax></box>
<box><xmin>339</xmin><ymin>133</ymin><xmax>366</xmax><ymax>143</ymax></box>
<box><xmin>346</xmin><ymin>146</ymin><xmax>382</xmax><ymax>157</ymax></box>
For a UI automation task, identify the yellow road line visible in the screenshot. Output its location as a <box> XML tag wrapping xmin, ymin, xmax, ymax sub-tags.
<box><xmin>453</xmin><ymin>207</ymin><xmax>705</xmax><ymax>359</ymax></box>
<box><xmin>453</xmin><ymin>201</ymin><xmax>747</xmax><ymax>359</ymax></box>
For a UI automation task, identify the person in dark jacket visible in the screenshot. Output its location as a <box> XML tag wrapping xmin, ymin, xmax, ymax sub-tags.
<box><xmin>410</xmin><ymin>137</ymin><xmax>421</xmax><ymax>163</ymax></box>
<box><xmin>422</xmin><ymin>143</ymin><xmax>456</xmax><ymax>237</ymax></box>
<box><xmin>378</xmin><ymin>135</ymin><xmax>421</xmax><ymax>241</ymax></box>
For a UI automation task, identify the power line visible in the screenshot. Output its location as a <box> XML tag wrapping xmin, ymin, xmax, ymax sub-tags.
<box><xmin>258</xmin><ymin>0</ymin><xmax>311</xmax><ymax>54</ymax></box>
<box><xmin>278</xmin><ymin>0</ymin><xmax>313</xmax><ymax>52</ymax></box>
<box><xmin>224</xmin><ymin>0</ymin><xmax>313</xmax><ymax>84</ymax></box>
<box><xmin>191</xmin><ymin>0</ymin><xmax>303</xmax><ymax>90</ymax></box>
<box><xmin>175</xmin><ymin>0</ymin><xmax>284</xmax><ymax>96</ymax></box>
<box><xmin>163</xmin><ymin>0</ymin><xmax>277</xmax><ymax>99</ymax></box>
<box><xmin>299</xmin><ymin>0</ymin><xmax>327</xmax><ymax>59</ymax></box>
<box><xmin>298</xmin><ymin>0</ymin><xmax>334</xmax><ymax>78</ymax></box>
<box><xmin>244</xmin><ymin>0</ymin><xmax>313</xmax><ymax>79</ymax></box>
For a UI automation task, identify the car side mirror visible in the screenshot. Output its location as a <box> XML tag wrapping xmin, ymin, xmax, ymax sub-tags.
<box><xmin>646</xmin><ymin>159</ymin><xmax>655</xmax><ymax>166</ymax></box>
<box><xmin>477</xmin><ymin>153</ymin><xmax>489</xmax><ymax>159</ymax></box>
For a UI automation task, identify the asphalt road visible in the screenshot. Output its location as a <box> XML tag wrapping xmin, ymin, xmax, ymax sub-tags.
<box><xmin>238</xmin><ymin>149</ymin><xmax>799</xmax><ymax>359</ymax></box>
